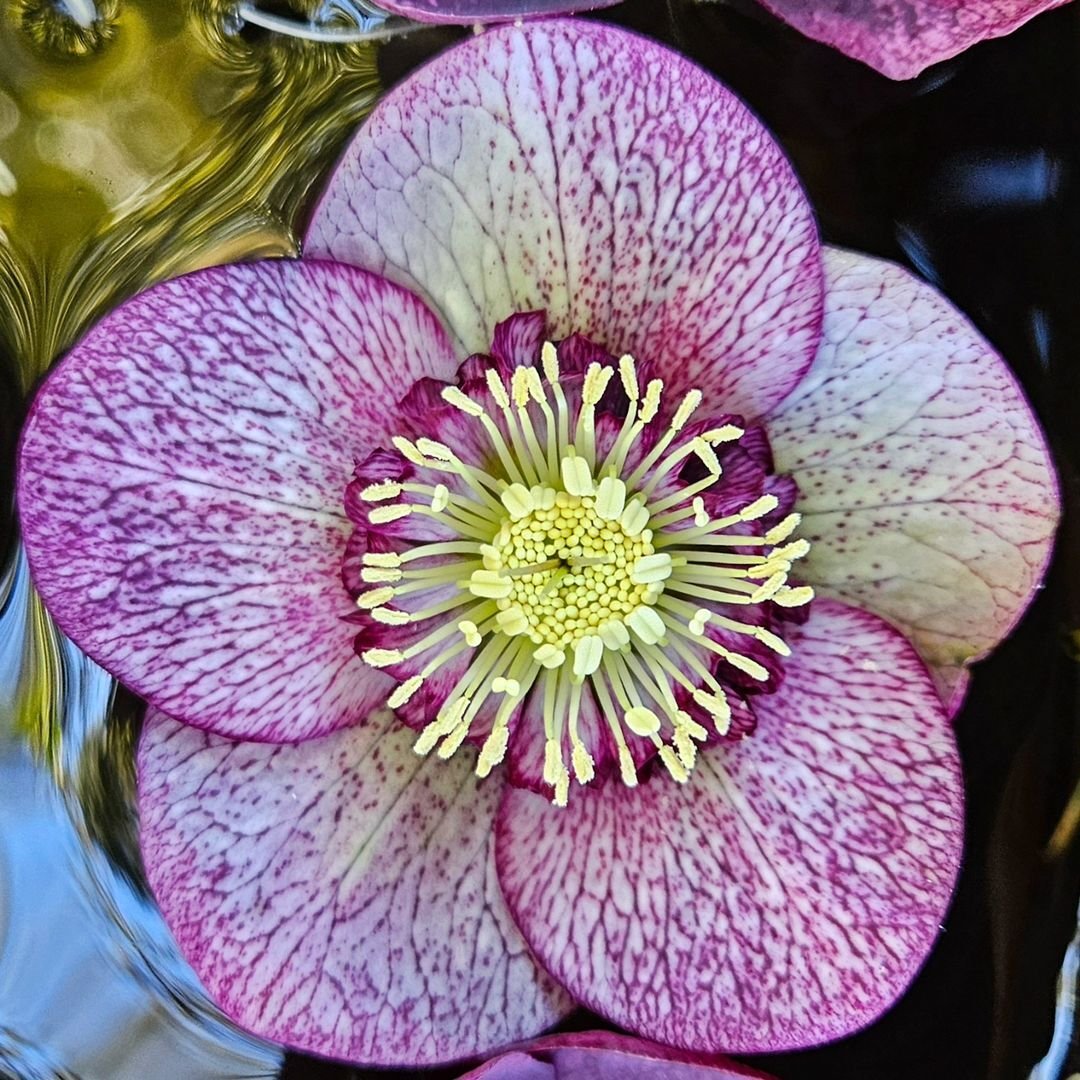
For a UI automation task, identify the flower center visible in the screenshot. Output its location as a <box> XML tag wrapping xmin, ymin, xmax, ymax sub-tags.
<box><xmin>351</xmin><ymin>340</ymin><xmax>813</xmax><ymax>806</ymax></box>
<box><xmin>482</xmin><ymin>489</ymin><xmax>654</xmax><ymax>651</ymax></box>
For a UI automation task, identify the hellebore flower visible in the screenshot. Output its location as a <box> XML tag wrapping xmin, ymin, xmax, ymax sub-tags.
<box><xmin>17</xmin><ymin>17</ymin><xmax>1057</xmax><ymax>1069</ymax></box>
<box><xmin>458</xmin><ymin>1032</ymin><xmax>778</xmax><ymax>1079</ymax></box>
<box><xmin>750</xmin><ymin>0</ymin><xmax>1070</xmax><ymax>79</ymax></box>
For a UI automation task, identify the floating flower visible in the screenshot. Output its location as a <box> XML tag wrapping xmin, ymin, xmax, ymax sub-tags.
<box><xmin>17</xmin><ymin>17</ymin><xmax>1056</xmax><ymax>1069</ymax></box>
<box><xmin>459</xmin><ymin>1032</ymin><xmax>777</xmax><ymax>1079</ymax></box>
<box><xmin>751</xmin><ymin>0</ymin><xmax>1069</xmax><ymax>79</ymax></box>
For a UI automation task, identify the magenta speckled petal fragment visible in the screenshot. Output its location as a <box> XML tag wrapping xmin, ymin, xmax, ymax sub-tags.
<box><xmin>757</xmin><ymin>0</ymin><xmax>1068</xmax><ymax>79</ymax></box>
<box><xmin>18</xmin><ymin>259</ymin><xmax>458</xmax><ymax>742</ymax></box>
<box><xmin>461</xmin><ymin>1032</ymin><xmax>777</xmax><ymax>1079</ymax></box>
<box><xmin>767</xmin><ymin>247</ymin><xmax>1058</xmax><ymax>712</ymax></box>
<box><xmin>137</xmin><ymin>707</ymin><xmax>571</xmax><ymax>1065</ymax></box>
<box><xmin>495</xmin><ymin>599</ymin><xmax>963</xmax><ymax>1054</ymax></box>
<box><xmin>307</xmin><ymin>19</ymin><xmax>823</xmax><ymax>420</ymax></box>
<box><xmin>377</xmin><ymin>0</ymin><xmax>619</xmax><ymax>23</ymax></box>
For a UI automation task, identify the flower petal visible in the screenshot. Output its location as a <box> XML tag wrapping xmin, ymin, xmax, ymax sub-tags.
<box><xmin>767</xmin><ymin>247</ymin><xmax>1058</xmax><ymax>711</ymax></box>
<box><xmin>17</xmin><ymin>259</ymin><xmax>458</xmax><ymax>742</ymax></box>
<box><xmin>460</xmin><ymin>1031</ymin><xmax>777</xmax><ymax>1078</ymax></box>
<box><xmin>306</xmin><ymin>19</ymin><xmax>823</xmax><ymax>419</ymax></box>
<box><xmin>137</xmin><ymin>706</ymin><xmax>571</xmax><ymax>1065</ymax></box>
<box><xmin>756</xmin><ymin>0</ymin><xmax>1067</xmax><ymax>80</ymax></box>
<box><xmin>495</xmin><ymin>599</ymin><xmax>963</xmax><ymax>1053</ymax></box>
<box><xmin>377</xmin><ymin>0</ymin><xmax>619</xmax><ymax>22</ymax></box>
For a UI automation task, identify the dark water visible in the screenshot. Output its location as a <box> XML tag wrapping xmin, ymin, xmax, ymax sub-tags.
<box><xmin>3</xmin><ymin>2</ymin><xmax>1080</xmax><ymax>1079</ymax></box>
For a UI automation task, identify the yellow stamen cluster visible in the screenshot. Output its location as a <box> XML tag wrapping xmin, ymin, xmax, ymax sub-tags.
<box><xmin>488</xmin><ymin>491</ymin><xmax>652</xmax><ymax>649</ymax></box>
<box><xmin>355</xmin><ymin>343</ymin><xmax>813</xmax><ymax>806</ymax></box>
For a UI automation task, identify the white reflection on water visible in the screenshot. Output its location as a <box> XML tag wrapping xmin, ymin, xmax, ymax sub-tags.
<box><xmin>0</xmin><ymin>548</ymin><xmax>283</xmax><ymax>1079</ymax></box>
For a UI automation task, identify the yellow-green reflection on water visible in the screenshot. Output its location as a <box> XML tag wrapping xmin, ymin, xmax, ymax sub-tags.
<box><xmin>0</xmin><ymin>0</ymin><xmax>381</xmax><ymax>772</ymax></box>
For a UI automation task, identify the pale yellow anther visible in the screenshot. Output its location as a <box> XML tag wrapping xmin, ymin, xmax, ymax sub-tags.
<box><xmin>391</xmin><ymin>435</ymin><xmax>427</xmax><ymax>466</ymax></box>
<box><xmin>754</xmin><ymin>627</ymin><xmax>792</xmax><ymax>656</ymax></box>
<box><xmin>553</xmin><ymin>769</ymin><xmax>570</xmax><ymax>807</ymax></box>
<box><xmin>360</xmin><ymin>480</ymin><xmax>402</xmax><ymax>502</ymax></box>
<box><xmin>511</xmin><ymin>366</ymin><xmax>532</xmax><ymax>408</ymax></box>
<box><xmin>572</xmin><ymin>635</ymin><xmax>604</xmax><ymax>678</ymax></box>
<box><xmin>639</xmin><ymin>379</ymin><xmax>663</xmax><ymax>423</ymax></box>
<box><xmin>363</xmin><ymin>552</ymin><xmax>401</xmax><ymax>568</ymax></box>
<box><xmin>438</xmin><ymin>722</ymin><xmax>472</xmax><ymax>759</ymax></box>
<box><xmin>362</xmin><ymin>566</ymin><xmax>402</xmax><ymax>584</ymax></box>
<box><xmin>458</xmin><ymin>620</ymin><xmax>482</xmax><ymax>647</ymax></box>
<box><xmin>388</xmin><ymin>675</ymin><xmax>424</xmax><ymax>708</ymax></box>
<box><xmin>501</xmin><ymin>483</ymin><xmax>535</xmax><ymax>520</ymax></box>
<box><xmin>582</xmin><ymin>362</ymin><xmax>614</xmax><ymax>405</ymax></box>
<box><xmin>659</xmin><ymin>744</ymin><xmax>689</xmax><ymax>783</ymax></box>
<box><xmin>571</xmin><ymin>742</ymin><xmax>596</xmax><ymax>784</ymax></box>
<box><xmin>599</xmin><ymin>619</ymin><xmax>631</xmax><ymax>650</ymax></box>
<box><xmin>765</xmin><ymin>513</ymin><xmax>802</xmax><ymax>545</ymax></box>
<box><xmin>671</xmin><ymin>389</ymin><xmax>703</xmax><ymax>432</ymax></box>
<box><xmin>705</xmin><ymin>424</ymin><xmax>744</xmax><ymax>444</ymax></box>
<box><xmin>618</xmin><ymin>745</ymin><xmax>638</xmax><ymax>787</ymax></box>
<box><xmin>356</xmin><ymin>586</ymin><xmax>395</xmax><ymax>610</ymax></box>
<box><xmin>626</xmin><ymin>606</ymin><xmax>666</xmax><ymax>645</ymax></box>
<box><xmin>692</xmin><ymin>497</ymin><xmax>709</xmax><ymax>528</ymax></box>
<box><xmin>631</xmin><ymin>552</ymin><xmax>673</xmax><ymax>585</ymax></box>
<box><xmin>688</xmin><ymin>608</ymin><xmax>712</xmax><ymax>635</ymax></box>
<box><xmin>430</xmin><ymin>484</ymin><xmax>450</xmax><ymax>513</ymax></box>
<box><xmin>692</xmin><ymin>438</ymin><xmax>722</xmax><ymax>475</ymax></box>
<box><xmin>543</xmin><ymin>737</ymin><xmax>563</xmax><ymax>786</ymax></box>
<box><xmin>618</xmin><ymin>354</ymin><xmax>639</xmax><ymax>401</ymax></box>
<box><xmin>369</xmin><ymin>504</ymin><xmax>413</xmax><ymax>525</ymax></box>
<box><xmin>534</xmin><ymin>643</ymin><xmax>567</xmax><ymax>669</ymax></box>
<box><xmin>495</xmin><ymin>606</ymin><xmax>530</xmax><ymax>636</ymax></box>
<box><xmin>492</xmin><ymin>677</ymin><xmax>521</xmax><ymax>697</ymax></box>
<box><xmin>770</xmin><ymin>538</ymin><xmax>811</xmax><ymax>562</ymax></box>
<box><xmin>415</xmin><ymin>438</ymin><xmax>454</xmax><ymax>461</ymax></box>
<box><xmin>371</xmin><ymin>607</ymin><xmax>411</xmax><ymax>626</ymax></box>
<box><xmin>525</xmin><ymin>366</ymin><xmax>547</xmax><ymax>404</ymax></box>
<box><xmin>739</xmin><ymin>494</ymin><xmax>780</xmax><ymax>521</ymax></box>
<box><xmin>772</xmin><ymin>585</ymin><xmax>815</xmax><ymax>608</ymax></box>
<box><xmin>480</xmin><ymin>543</ymin><xmax>501</xmax><ymax>570</ymax></box>
<box><xmin>476</xmin><ymin>726</ymin><xmax>510</xmax><ymax>776</ymax></box>
<box><xmin>595</xmin><ymin>476</ymin><xmax>627</xmax><ymax>521</ymax></box>
<box><xmin>625</xmin><ymin>705</ymin><xmax>661</xmax><ymax>736</ymax></box>
<box><xmin>541</xmin><ymin>341</ymin><xmax>560</xmax><ymax>383</ymax></box>
<box><xmin>620</xmin><ymin>498</ymin><xmax>650</xmax><ymax>537</ymax></box>
<box><xmin>441</xmin><ymin>385</ymin><xmax>485</xmax><ymax>416</ymax></box>
<box><xmin>361</xmin><ymin>648</ymin><xmax>404</xmax><ymax>668</ymax></box>
<box><xmin>724</xmin><ymin>651</ymin><xmax>770</xmax><ymax>682</ymax></box>
<box><xmin>675</xmin><ymin>711</ymin><xmax>708</xmax><ymax>741</ymax></box>
<box><xmin>750</xmin><ymin>571</ymin><xmax>788</xmax><ymax>603</ymax></box>
<box><xmin>469</xmin><ymin>569</ymin><xmax>513</xmax><ymax>599</ymax></box>
<box><xmin>693</xmin><ymin>688</ymin><xmax>731</xmax><ymax>732</ymax></box>
<box><xmin>560</xmin><ymin>453</ymin><xmax>595</xmax><ymax>496</ymax></box>
<box><xmin>486</xmin><ymin>369</ymin><xmax>511</xmax><ymax>409</ymax></box>
<box><xmin>674</xmin><ymin>728</ymin><xmax>697</xmax><ymax>770</ymax></box>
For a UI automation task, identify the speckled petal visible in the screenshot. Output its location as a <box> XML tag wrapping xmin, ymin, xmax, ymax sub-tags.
<box><xmin>18</xmin><ymin>259</ymin><xmax>458</xmax><ymax>742</ymax></box>
<box><xmin>377</xmin><ymin>0</ymin><xmax>619</xmax><ymax>23</ymax></box>
<box><xmin>306</xmin><ymin>19</ymin><xmax>823</xmax><ymax>420</ymax></box>
<box><xmin>137</xmin><ymin>706</ymin><xmax>571</xmax><ymax>1065</ymax></box>
<box><xmin>767</xmin><ymin>247</ymin><xmax>1058</xmax><ymax>712</ymax></box>
<box><xmin>495</xmin><ymin>599</ymin><xmax>963</xmax><ymax>1054</ymax></box>
<box><xmin>461</xmin><ymin>1032</ymin><xmax>777</xmax><ymax>1079</ymax></box>
<box><xmin>757</xmin><ymin>0</ymin><xmax>1068</xmax><ymax>79</ymax></box>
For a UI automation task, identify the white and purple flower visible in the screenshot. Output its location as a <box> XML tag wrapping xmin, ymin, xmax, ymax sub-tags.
<box><xmin>16</xmin><ymin>18</ymin><xmax>1057</xmax><ymax>1069</ymax></box>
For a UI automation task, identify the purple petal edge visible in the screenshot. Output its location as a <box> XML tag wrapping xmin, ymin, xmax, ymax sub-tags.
<box><xmin>377</xmin><ymin>0</ymin><xmax>620</xmax><ymax>23</ymax></box>
<box><xmin>137</xmin><ymin>707</ymin><xmax>572</xmax><ymax>1065</ymax></box>
<box><xmin>756</xmin><ymin>0</ymin><xmax>1069</xmax><ymax>79</ymax></box>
